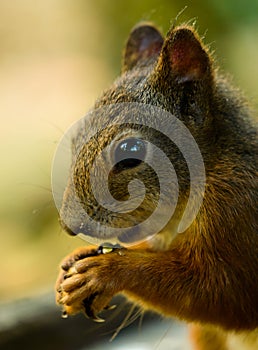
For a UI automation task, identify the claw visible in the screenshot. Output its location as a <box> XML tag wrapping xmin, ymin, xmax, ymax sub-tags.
<box><xmin>62</xmin><ymin>310</ymin><xmax>68</xmax><ymax>319</ymax></box>
<box><xmin>83</xmin><ymin>306</ymin><xmax>105</xmax><ymax>323</ymax></box>
<box><xmin>92</xmin><ymin>315</ymin><xmax>105</xmax><ymax>323</ymax></box>
<box><xmin>83</xmin><ymin>293</ymin><xmax>98</xmax><ymax>319</ymax></box>
<box><xmin>104</xmin><ymin>304</ymin><xmax>117</xmax><ymax>311</ymax></box>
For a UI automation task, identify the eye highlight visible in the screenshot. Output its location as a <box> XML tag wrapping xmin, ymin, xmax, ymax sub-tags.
<box><xmin>113</xmin><ymin>137</ymin><xmax>146</xmax><ymax>171</ymax></box>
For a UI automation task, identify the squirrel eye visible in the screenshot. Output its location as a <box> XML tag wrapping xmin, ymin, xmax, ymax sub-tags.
<box><xmin>113</xmin><ymin>137</ymin><xmax>146</xmax><ymax>171</ymax></box>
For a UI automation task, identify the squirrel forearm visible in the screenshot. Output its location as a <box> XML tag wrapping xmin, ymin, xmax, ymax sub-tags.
<box><xmin>117</xmin><ymin>248</ymin><xmax>257</xmax><ymax>331</ymax></box>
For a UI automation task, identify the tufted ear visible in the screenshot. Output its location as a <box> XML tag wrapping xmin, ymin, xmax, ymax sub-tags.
<box><xmin>122</xmin><ymin>23</ymin><xmax>164</xmax><ymax>72</ymax></box>
<box><xmin>153</xmin><ymin>26</ymin><xmax>213</xmax><ymax>84</ymax></box>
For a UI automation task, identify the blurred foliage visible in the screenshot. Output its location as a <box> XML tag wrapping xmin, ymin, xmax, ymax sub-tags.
<box><xmin>0</xmin><ymin>0</ymin><xmax>257</xmax><ymax>301</ymax></box>
<box><xmin>76</xmin><ymin>0</ymin><xmax>258</xmax><ymax>74</ymax></box>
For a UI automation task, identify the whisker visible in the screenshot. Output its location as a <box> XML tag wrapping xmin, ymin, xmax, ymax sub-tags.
<box><xmin>18</xmin><ymin>182</ymin><xmax>53</xmax><ymax>193</ymax></box>
<box><xmin>154</xmin><ymin>321</ymin><xmax>173</xmax><ymax>350</ymax></box>
<box><xmin>109</xmin><ymin>303</ymin><xmax>139</xmax><ymax>342</ymax></box>
<box><xmin>31</xmin><ymin>200</ymin><xmax>56</xmax><ymax>214</ymax></box>
<box><xmin>137</xmin><ymin>310</ymin><xmax>145</xmax><ymax>334</ymax></box>
<box><xmin>46</xmin><ymin>121</ymin><xmax>66</xmax><ymax>136</ymax></box>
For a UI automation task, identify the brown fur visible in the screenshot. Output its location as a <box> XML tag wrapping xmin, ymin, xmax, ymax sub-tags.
<box><xmin>55</xmin><ymin>22</ymin><xmax>258</xmax><ymax>349</ymax></box>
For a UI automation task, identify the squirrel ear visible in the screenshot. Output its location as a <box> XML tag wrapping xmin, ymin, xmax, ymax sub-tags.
<box><xmin>154</xmin><ymin>26</ymin><xmax>212</xmax><ymax>83</ymax></box>
<box><xmin>122</xmin><ymin>23</ymin><xmax>164</xmax><ymax>72</ymax></box>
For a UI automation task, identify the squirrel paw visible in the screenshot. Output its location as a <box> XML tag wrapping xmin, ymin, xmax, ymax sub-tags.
<box><xmin>55</xmin><ymin>245</ymin><xmax>124</xmax><ymax>320</ymax></box>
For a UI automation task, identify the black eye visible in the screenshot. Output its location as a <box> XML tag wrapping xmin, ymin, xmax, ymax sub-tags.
<box><xmin>113</xmin><ymin>138</ymin><xmax>146</xmax><ymax>171</ymax></box>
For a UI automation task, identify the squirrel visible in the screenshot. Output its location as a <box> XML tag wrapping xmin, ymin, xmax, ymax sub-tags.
<box><xmin>55</xmin><ymin>22</ymin><xmax>258</xmax><ymax>350</ymax></box>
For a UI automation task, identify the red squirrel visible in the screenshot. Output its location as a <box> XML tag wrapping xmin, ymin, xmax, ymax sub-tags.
<box><xmin>55</xmin><ymin>22</ymin><xmax>258</xmax><ymax>349</ymax></box>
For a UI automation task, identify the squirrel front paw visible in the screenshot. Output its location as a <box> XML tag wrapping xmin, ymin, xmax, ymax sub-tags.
<box><xmin>55</xmin><ymin>245</ymin><xmax>125</xmax><ymax>321</ymax></box>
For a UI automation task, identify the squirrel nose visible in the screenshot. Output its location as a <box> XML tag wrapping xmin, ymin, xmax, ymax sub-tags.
<box><xmin>59</xmin><ymin>218</ymin><xmax>77</xmax><ymax>236</ymax></box>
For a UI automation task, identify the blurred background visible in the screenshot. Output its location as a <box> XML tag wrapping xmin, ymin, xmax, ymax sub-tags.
<box><xmin>0</xmin><ymin>0</ymin><xmax>257</xmax><ymax>348</ymax></box>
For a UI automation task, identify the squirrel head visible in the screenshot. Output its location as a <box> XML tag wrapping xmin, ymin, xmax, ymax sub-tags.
<box><xmin>98</xmin><ymin>23</ymin><xmax>215</xmax><ymax>140</ymax></box>
<box><xmin>58</xmin><ymin>23</ymin><xmax>217</xmax><ymax>247</ymax></box>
